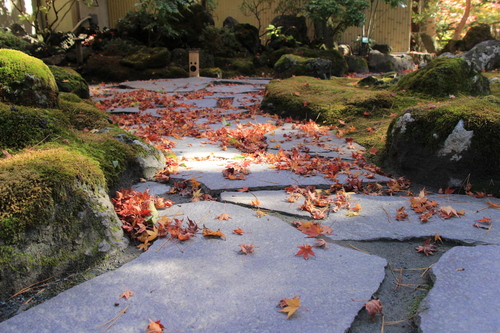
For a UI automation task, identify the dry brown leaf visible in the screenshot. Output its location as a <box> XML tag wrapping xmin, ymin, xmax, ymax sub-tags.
<box><xmin>119</xmin><ymin>290</ymin><xmax>134</xmax><ymax>300</ymax></box>
<box><xmin>202</xmin><ymin>225</ymin><xmax>226</xmax><ymax>240</ymax></box>
<box><xmin>415</xmin><ymin>238</ymin><xmax>438</xmax><ymax>256</ymax></box>
<box><xmin>215</xmin><ymin>213</ymin><xmax>231</xmax><ymax>221</ymax></box>
<box><xmin>365</xmin><ymin>299</ymin><xmax>383</xmax><ymax>321</ymax></box>
<box><xmin>277</xmin><ymin>296</ymin><xmax>301</xmax><ymax>319</ymax></box>
<box><xmin>147</xmin><ymin>319</ymin><xmax>164</xmax><ymax>333</ymax></box>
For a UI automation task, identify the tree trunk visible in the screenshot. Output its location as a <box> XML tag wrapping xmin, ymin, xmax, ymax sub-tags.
<box><xmin>453</xmin><ymin>0</ymin><xmax>472</xmax><ymax>40</ymax></box>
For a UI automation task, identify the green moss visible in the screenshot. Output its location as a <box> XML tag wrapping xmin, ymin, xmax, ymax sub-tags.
<box><xmin>58</xmin><ymin>94</ymin><xmax>110</xmax><ymax>130</ymax></box>
<box><xmin>200</xmin><ymin>67</ymin><xmax>222</xmax><ymax>78</ymax></box>
<box><xmin>49</xmin><ymin>66</ymin><xmax>90</xmax><ymax>99</ymax></box>
<box><xmin>121</xmin><ymin>47</ymin><xmax>170</xmax><ymax>70</ymax></box>
<box><xmin>263</xmin><ymin>76</ymin><xmax>396</xmax><ymax>122</ymax></box>
<box><xmin>397</xmin><ymin>57</ymin><xmax>490</xmax><ymax>97</ymax></box>
<box><xmin>0</xmin><ymin>102</ymin><xmax>70</xmax><ymax>150</ymax></box>
<box><xmin>0</xmin><ymin>49</ymin><xmax>58</xmax><ymax>107</ymax></box>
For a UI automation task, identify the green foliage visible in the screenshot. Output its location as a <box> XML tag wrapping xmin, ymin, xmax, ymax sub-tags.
<box><xmin>117</xmin><ymin>0</ymin><xmax>190</xmax><ymax>46</ymax></box>
<box><xmin>200</xmin><ymin>26</ymin><xmax>247</xmax><ymax>58</ymax></box>
<box><xmin>0</xmin><ymin>30</ymin><xmax>33</xmax><ymax>55</ymax></box>
<box><xmin>12</xmin><ymin>0</ymin><xmax>97</xmax><ymax>45</ymax></box>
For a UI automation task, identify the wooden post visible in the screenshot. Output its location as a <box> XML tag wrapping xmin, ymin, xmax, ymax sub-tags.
<box><xmin>189</xmin><ymin>49</ymin><xmax>200</xmax><ymax>77</ymax></box>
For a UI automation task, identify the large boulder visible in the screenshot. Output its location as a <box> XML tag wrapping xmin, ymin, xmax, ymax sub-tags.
<box><xmin>0</xmin><ymin>148</ymin><xmax>129</xmax><ymax>300</ymax></box>
<box><xmin>462</xmin><ymin>40</ymin><xmax>500</xmax><ymax>71</ymax></box>
<box><xmin>49</xmin><ymin>66</ymin><xmax>90</xmax><ymax>99</ymax></box>
<box><xmin>397</xmin><ymin>56</ymin><xmax>490</xmax><ymax>97</ymax></box>
<box><xmin>384</xmin><ymin>96</ymin><xmax>500</xmax><ymax>188</ymax></box>
<box><xmin>368</xmin><ymin>50</ymin><xmax>416</xmax><ymax>73</ymax></box>
<box><xmin>0</xmin><ymin>49</ymin><xmax>58</xmax><ymax>108</ymax></box>
<box><xmin>345</xmin><ymin>55</ymin><xmax>369</xmax><ymax>73</ymax></box>
<box><xmin>274</xmin><ymin>54</ymin><xmax>331</xmax><ymax>79</ymax></box>
<box><xmin>233</xmin><ymin>23</ymin><xmax>261</xmax><ymax>55</ymax></box>
<box><xmin>462</xmin><ymin>23</ymin><xmax>494</xmax><ymax>51</ymax></box>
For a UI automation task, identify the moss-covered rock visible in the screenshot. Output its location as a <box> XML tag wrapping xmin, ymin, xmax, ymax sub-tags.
<box><xmin>120</xmin><ymin>47</ymin><xmax>170</xmax><ymax>70</ymax></box>
<box><xmin>397</xmin><ymin>57</ymin><xmax>490</xmax><ymax>97</ymax></box>
<box><xmin>274</xmin><ymin>54</ymin><xmax>332</xmax><ymax>79</ymax></box>
<box><xmin>200</xmin><ymin>67</ymin><xmax>222</xmax><ymax>78</ymax></box>
<box><xmin>261</xmin><ymin>47</ymin><xmax>348</xmax><ymax>77</ymax></box>
<box><xmin>262</xmin><ymin>76</ymin><xmax>395</xmax><ymax>122</ymax></box>
<box><xmin>49</xmin><ymin>66</ymin><xmax>90</xmax><ymax>99</ymax></box>
<box><xmin>0</xmin><ymin>49</ymin><xmax>58</xmax><ymax>107</ymax></box>
<box><xmin>384</xmin><ymin>96</ymin><xmax>500</xmax><ymax>188</ymax></box>
<box><xmin>0</xmin><ymin>148</ymin><xmax>128</xmax><ymax>300</ymax></box>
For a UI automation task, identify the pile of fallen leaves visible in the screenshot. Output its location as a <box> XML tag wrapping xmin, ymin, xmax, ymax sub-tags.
<box><xmin>111</xmin><ymin>188</ymin><xmax>172</xmax><ymax>249</ymax></box>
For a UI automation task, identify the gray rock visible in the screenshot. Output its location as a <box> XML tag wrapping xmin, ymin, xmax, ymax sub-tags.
<box><xmin>368</xmin><ymin>50</ymin><xmax>416</xmax><ymax>73</ymax></box>
<box><xmin>417</xmin><ymin>245</ymin><xmax>500</xmax><ymax>333</ymax></box>
<box><xmin>222</xmin><ymin>16</ymin><xmax>239</xmax><ymax>29</ymax></box>
<box><xmin>131</xmin><ymin>139</ymin><xmax>166</xmax><ymax>180</ymax></box>
<box><xmin>462</xmin><ymin>40</ymin><xmax>500</xmax><ymax>71</ymax></box>
<box><xmin>346</xmin><ymin>55</ymin><xmax>369</xmax><ymax>73</ymax></box>
<box><xmin>372</xmin><ymin>44</ymin><xmax>392</xmax><ymax>54</ymax></box>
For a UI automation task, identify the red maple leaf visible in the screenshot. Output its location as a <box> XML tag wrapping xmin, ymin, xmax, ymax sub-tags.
<box><xmin>296</xmin><ymin>244</ymin><xmax>315</xmax><ymax>260</ymax></box>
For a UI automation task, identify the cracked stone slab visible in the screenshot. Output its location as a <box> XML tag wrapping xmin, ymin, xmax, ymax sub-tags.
<box><xmin>221</xmin><ymin>190</ymin><xmax>311</xmax><ymax>217</ymax></box>
<box><xmin>325</xmin><ymin>194</ymin><xmax>499</xmax><ymax>245</ymax></box>
<box><xmin>131</xmin><ymin>181</ymin><xmax>171</xmax><ymax>196</ymax></box>
<box><xmin>118</xmin><ymin>77</ymin><xmax>214</xmax><ymax>92</ymax></box>
<box><xmin>168</xmin><ymin>137</ymin><xmax>242</xmax><ymax>159</ymax></box>
<box><xmin>0</xmin><ymin>202</ymin><xmax>386</xmax><ymax>333</ymax></box>
<box><xmin>417</xmin><ymin>245</ymin><xmax>500</xmax><ymax>333</ymax></box>
<box><xmin>173</xmin><ymin>160</ymin><xmax>390</xmax><ymax>192</ymax></box>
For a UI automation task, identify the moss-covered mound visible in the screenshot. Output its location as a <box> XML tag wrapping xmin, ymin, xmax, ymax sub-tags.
<box><xmin>397</xmin><ymin>57</ymin><xmax>490</xmax><ymax>97</ymax></box>
<box><xmin>0</xmin><ymin>148</ymin><xmax>127</xmax><ymax>299</ymax></box>
<box><xmin>274</xmin><ymin>54</ymin><xmax>332</xmax><ymax>79</ymax></box>
<box><xmin>384</xmin><ymin>96</ymin><xmax>500</xmax><ymax>189</ymax></box>
<box><xmin>0</xmin><ymin>49</ymin><xmax>58</xmax><ymax>107</ymax></box>
<box><xmin>49</xmin><ymin>66</ymin><xmax>90</xmax><ymax>99</ymax></box>
<box><xmin>261</xmin><ymin>47</ymin><xmax>348</xmax><ymax>76</ymax></box>
<box><xmin>121</xmin><ymin>47</ymin><xmax>170</xmax><ymax>70</ymax></box>
<box><xmin>262</xmin><ymin>76</ymin><xmax>395</xmax><ymax>123</ymax></box>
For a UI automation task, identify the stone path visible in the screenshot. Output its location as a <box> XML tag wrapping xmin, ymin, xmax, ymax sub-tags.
<box><xmin>1</xmin><ymin>77</ymin><xmax>499</xmax><ymax>333</ymax></box>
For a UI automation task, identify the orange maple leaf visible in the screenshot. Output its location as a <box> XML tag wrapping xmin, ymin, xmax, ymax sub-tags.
<box><xmin>476</xmin><ymin>217</ymin><xmax>492</xmax><ymax>224</ymax></box>
<box><xmin>137</xmin><ymin>241</ymin><xmax>150</xmax><ymax>251</ymax></box>
<box><xmin>296</xmin><ymin>244</ymin><xmax>315</xmax><ymax>260</ymax></box>
<box><xmin>237</xmin><ymin>187</ymin><xmax>249</xmax><ymax>192</ymax></box>
<box><xmin>215</xmin><ymin>213</ymin><xmax>232</xmax><ymax>221</ymax></box>
<box><xmin>202</xmin><ymin>225</ymin><xmax>226</xmax><ymax>240</ymax></box>
<box><xmin>233</xmin><ymin>228</ymin><xmax>245</xmax><ymax>235</ymax></box>
<box><xmin>277</xmin><ymin>296</ymin><xmax>301</xmax><ymax>319</ymax></box>
<box><xmin>147</xmin><ymin>319</ymin><xmax>165</xmax><ymax>333</ymax></box>
<box><xmin>365</xmin><ymin>299</ymin><xmax>383</xmax><ymax>321</ymax></box>
<box><xmin>439</xmin><ymin>206</ymin><xmax>465</xmax><ymax>219</ymax></box>
<box><xmin>476</xmin><ymin>199</ymin><xmax>500</xmax><ymax>213</ymax></box>
<box><xmin>119</xmin><ymin>290</ymin><xmax>134</xmax><ymax>300</ymax></box>
<box><xmin>239</xmin><ymin>244</ymin><xmax>258</xmax><ymax>255</ymax></box>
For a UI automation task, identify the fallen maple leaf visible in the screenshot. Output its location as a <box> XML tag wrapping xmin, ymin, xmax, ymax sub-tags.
<box><xmin>439</xmin><ymin>206</ymin><xmax>465</xmax><ymax>219</ymax></box>
<box><xmin>233</xmin><ymin>228</ymin><xmax>245</xmax><ymax>235</ymax></box>
<box><xmin>256</xmin><ymin>209</ymin><xmax>267</xmax><ymax>218</ymax></box>
<box><xmin>296</xmin><ymin>244</ymin><xmax>315</xmax><ymax>260</ymax></box>
<box><xmin>415</xmin><ymin>239</ymin><xmax>438</xmax><ymax>256</ymax></box>
<box><xmin>215</xmin><ymin>213</ymin><xmax>232</xmax><ymax>221</ymax></box>
<box><xmin>313</xmin><ymin>238</ymin><xmax>329</xmax><ymax>249</ymax></box>
<box><xmin>476</xmin><ymin>217</ymin><xmax>492</xmax><ymax>224</ymax></box>
<box><xmin>239</xmin><ymin>244</ymin><xmax>258</xmax><ymax>255</ymax></box>
<box><xmin>147</xmin><ymin>319</ymin><xmax>165</xmax><ymax>333</ymax></box>
<box><xmin>476</xmin><ymin>199</ymin><xmax>500</xmax><ymax>213</ymax></box>
<box><xmin>119</xmin><ymin>290</ymin><xmax>134</xmax><ymax>300</ymax></box>
<box><xmin>137</xmin><ymin>241</ymin><xmax>150</xmax><ymax>251</ymax></box>
<box><xmin>237</xmin><ymin>187</ymin><xmax>249</xmax><ymax>192</ymax></box>
<box><xmin>365</xmin><ymin>299</ymin><xmax>383</xmax><ymax>321</ymax></box>
<box><xmin>202</xmin><ymin>225</ymin><xmax>226</xmax><ymax>240</ymax></box>
<box><xmin>277</xmin><ymin>296</ymin><xmax>301</xmax><ymax>319</ymax></box>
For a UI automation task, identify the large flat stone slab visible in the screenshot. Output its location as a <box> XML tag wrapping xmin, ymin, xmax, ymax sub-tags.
<box><xmin>221</xmin><ymin>190</ymin><xmax>311</xmax><ymax>217</ymax></box>
<box><xmin>417</xmin><ymin>245</ymin><xmax>500</xmax><ymax>333</ymax></box>
<box><xmin>326</xmin><ymin>194</ymin><xmax>500</xmax><ymax>245</ymax></box>
<box><xmin>0</xmin><ymin>202</ymin><xmax>387</xmax><ymax>333</ymax></box>
<box><xmin>173</xmin><ymin>160</ymin><xmax>390</xmax><ymax>192</ymax></box>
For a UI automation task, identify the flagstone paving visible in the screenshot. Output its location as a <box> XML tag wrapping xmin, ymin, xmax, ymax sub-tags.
<box><xmin>1</xmin><ymin>77</ymin><xmax>499</xmax><ymax>333</ymax></box>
